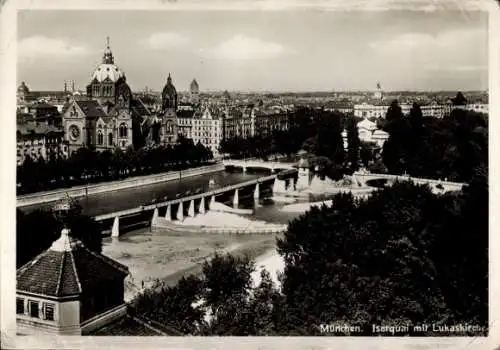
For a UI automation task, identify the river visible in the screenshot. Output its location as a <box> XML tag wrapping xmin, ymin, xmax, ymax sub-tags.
<box><xmin>19</xmin><ymin>170</ymin><xmax>265</xmax><ymax>216</ymax></box>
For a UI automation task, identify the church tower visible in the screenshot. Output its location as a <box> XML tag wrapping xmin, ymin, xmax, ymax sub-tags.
<box><xmin>373</xmin><ymin>82</ymin><xmax>383</xmax><ymax>101</ymax></box>
<box><xmin>189</xmin><ymin>78</ymin><xmax>200</xmax><ymax>104</ymax></box>
<box><xmin>160</xmin><ymin>73</ymin><xmax>178</xmax><ymax>146</ymax></box>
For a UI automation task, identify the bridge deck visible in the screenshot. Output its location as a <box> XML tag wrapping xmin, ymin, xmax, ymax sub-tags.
<box><xmin>94</xmin><ymin>174</ymin><xmax>277</xmax><ymax>221</ymax></box>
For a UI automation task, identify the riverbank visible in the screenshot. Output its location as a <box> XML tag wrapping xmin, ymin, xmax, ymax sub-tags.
<box><xmin>17</xmin><ymin>162</ymin><xmax>224</xmax><ymax>208</ymax></box>
<box><xmin>102</xmin><ymin>228</ymin><xmax>278</xmax><ymax>302</ymax></box>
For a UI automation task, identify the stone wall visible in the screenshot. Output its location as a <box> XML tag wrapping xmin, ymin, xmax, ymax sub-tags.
<box><xmin>17</xmin><ymin>163</ymin><xmax>225</xmax><ymax>208</ymax></box>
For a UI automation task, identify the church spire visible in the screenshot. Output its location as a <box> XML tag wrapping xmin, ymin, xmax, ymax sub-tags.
<box><xmin>167</xmin><ymin>73</ymin><xmax>172</xmax><ymax>84</ymax></box>
<box><xmin>102</xmin><ymin>36</ymin><xmax>114</xmax><ymax>64</ymax></box>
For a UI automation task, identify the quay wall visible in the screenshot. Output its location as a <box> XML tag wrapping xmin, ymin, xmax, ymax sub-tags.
<box><xmin>152</xmin><ymin>218</ymin><xmax>287</xmax><ymax>236</ymax></box>
<box><xmin>16</xmin><ymin>163</ymin><xmax>225</xmax><ymax>208</ymax></box>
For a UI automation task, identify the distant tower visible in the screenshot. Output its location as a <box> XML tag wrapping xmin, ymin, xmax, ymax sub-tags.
<box><xmin>190</xmin><ymin>78</ymin><xmax>199</xmax><ymax>104</ymax></box>
<box><xmin>72</xmin><ymin>80</ymin><xmax>75</xmax><ymax>93</ymax></box>
<box><xmin>373</xmin><ymin>82</ymin><xmax>383</xmax><ymax>100</ymax></box>
<box><xmin>64</xmin><ymin>81</ymin><xmax>67</xmax><ymax>93</ymax></box>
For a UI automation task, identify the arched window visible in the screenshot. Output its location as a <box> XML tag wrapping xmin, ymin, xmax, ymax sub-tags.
<box><xmin>119</xmin><ymin>123</ymin><xmax>127</xmax><ymax>138</ymax></box>
<box><xmin>97</xmin><ymin>130</ymin><xmax>103</xmax><ymax>145</ymax></box>
<box><xmin>108</xmin><ymin>133</ymin><xmax>113</xmax><ymax>146</ymax></box>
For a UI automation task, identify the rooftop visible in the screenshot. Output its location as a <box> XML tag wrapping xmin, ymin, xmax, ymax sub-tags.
<box><xmin>17</xmin><ymin>229</ymin><xmax>129</xmax><ymax>297</ymax></box>
<box><xmin>75</xmin><ymin>100</ymin><xmax>108</xmax><ymax>119</ymax></box>
<box><xmin>17</xmin><ymin>123</ymin><xmax>63</xmax><ymax>136</ymax></box>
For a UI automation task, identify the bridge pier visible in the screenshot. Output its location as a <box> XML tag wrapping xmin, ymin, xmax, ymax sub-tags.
<box><xmin>188</xmin><ymin>200</ymin><xmax>195</xmax><ymax>217</ymax></box>
<box><xmin>233</xmin><ymin>189</ymin><xmax>239</xmax><ymax>208</ymax></box>
<box><xmin>242</xmin><ymin>166</ymin><xmax>247</xmax><ymax>173</ymax></box>
<box><xmin>199</xmin><ymin>197</ymin><xmax>206</xmax><ymax>214</ymax></box>
<box><xmin>165</xmin><ymin>204</ymin><xmax>171</xmax><ymax>221</ymax></box>
<box><xmin>151</xmin><ymin>208</ymin><xmax>159</xmax><ymax>226</ymax></box>
<box><xmin>254</xmin><ymin>183</ymin><xmax>260</xmax><ymax>199</ymax></box>
<box><xmin>273</xmin><ymin>178</ymin><xmax>286</xmax><ymax>194</ymax></box>
<box><xmin>111</xmin><ymin>216</ymin><xmax>120</xmax><ymax>237</ymax></box>
<box><xmin>177</xmin><ymin>202</ymin><xmax>184</xmax><ymax>221</ymax></box>
<box><xmin>210</xmin><ymin>195</ymin><xmax>215</xmax><ymax>209</ymax></box>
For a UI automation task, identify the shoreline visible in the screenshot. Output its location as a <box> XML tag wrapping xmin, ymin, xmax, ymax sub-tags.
<box><xmin>122</xmin><ymin>233</ymin><xmax>279</xmax><ymax>302</ymax></box>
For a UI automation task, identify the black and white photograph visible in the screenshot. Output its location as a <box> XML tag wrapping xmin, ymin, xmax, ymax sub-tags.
<box><xmin>1</xmin><ymin>0</ymin><xmax>497</xmax><ymax>347</ymax></box>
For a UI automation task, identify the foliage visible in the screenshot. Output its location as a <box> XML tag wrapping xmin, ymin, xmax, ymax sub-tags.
<box><xmin>346</xmin><ymin>116</ymin><xmax>361</xmax><ymax>173</ymax></box>
<box><xmin>17</xmin><ymin>140</ymin><xmax>214</xmax><ymax>195</ymax></box>
<box><xmin>382</xmin><ymin>99</ymin><xmax>487</xmax><ymax>182</ymax></box>
<box><xmin>276</xmin><ymin>180</ymin><xmax>488</xmax><ymax>335</ymax></box>
<box><xmin>16</xmin><ymin>205</ymin><xmax>103</xmax><ymax>268</ymax></box>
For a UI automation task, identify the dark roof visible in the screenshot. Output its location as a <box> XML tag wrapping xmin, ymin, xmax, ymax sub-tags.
<box><xmin>131</xmin><ymin>99</ymin><xmax>151</xmax><ymax>117</ymax></box>
<box><xmin>17</xmin><ymin>123</ymin><xmax>63</xmax><ymax>136</ymax></box>
<box><xmin>89</xmin><ymin>315</ymin><xmax>166</xmax><ymax>336</ymax></box>
<box><xmin>29</xmin><ymin>102</ymin><xmax>58</xmax><ymax>109</ymax></box>
<box><xmin>75</xmin><ymin>100</ymin><xmax>107</xmax><ymax>119</ymax></box>
<box><xmin>17</xmin><ymin>230</ymin><xmax>129</xmax><ymax>297</ymax></box>
<box><xmin>17</xmin><ymin>113</ymin><xmax>34</xmax><ymax>124</ymax></box>
<box><xmin>177</xmin><ymin>109</ymin><xmax>196</xmax><ymax>119</ymax></box>
<box><xmin>18</xmin><ymin>82</ymin><xmax>30</xmax><ymax>93</ymax></box>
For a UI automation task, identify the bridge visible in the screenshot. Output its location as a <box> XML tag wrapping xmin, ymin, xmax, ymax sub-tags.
<box><xmin>222</xmin><ymin>159</ymin><xmax>296</xmax><ymax>172</ymax></box>
<box><xmin>352</xmin><ymin>172</ymin><xmax>465</xmax><ymax>193</ymax></box>
<box><xmin>94</xmin><ymin>173</ymin><xmax>297</xmax><ymax>237</ymax></box>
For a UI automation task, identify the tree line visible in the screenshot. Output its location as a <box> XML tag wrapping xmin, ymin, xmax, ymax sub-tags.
<box><xmin>130</xmin><ymin>169</ymin><xmax>488</xmax><ymax>335</ymax></box>
<box><xmin>220</xmin><ymin>107</ymin><xmax>369</xmax><ymax>179</ymax></box>
<box><xmin>17</xmin><ymin>135</ymin><xmax>214</xmax><ymax>195</ymax></box>
<box><xmin>381</xmin><ymin>93</ymin><xmax>487</xmax><ymax>182</ymax></box>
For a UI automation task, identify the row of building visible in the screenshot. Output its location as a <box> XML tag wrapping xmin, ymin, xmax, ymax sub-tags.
<box><xmin>16</xmin><ymin>39</ymin><xmax>291</xmax><ymax>164</ymax></box>
<box><xmin>327</xmin><ymin>101</ymin><xmax>488</xmax><ymax>119</ymax></box>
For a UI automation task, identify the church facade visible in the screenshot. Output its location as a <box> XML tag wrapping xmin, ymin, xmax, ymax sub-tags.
<box><xmin>62</xmin><ymin>39</ymin><xmax>136</xmax><ymax>154</ymax></box>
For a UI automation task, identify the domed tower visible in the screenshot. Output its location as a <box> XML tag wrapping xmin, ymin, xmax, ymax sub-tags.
<box><xmin>86</xmin><ymin>37</ymin><xmax>131</xmax><ymax>111</ymax></box>
<box><xmin>189</xmin><ymin>78</ymin><xmax>200</xmax><ymax>104</ymax></box>
<box><xmin>190</xmin><ymin>78</ymin><xmax>199</xmax><ymax>94</ymax></box>
<box><xmin>161</xmin><ymin>73</ymin><xmax>178</xmax><ymax>112</ymax></box>
<box><xmin>17</xmin><ymin>81</ymin><xmax>30</xmax><ymax>104</ymax></box>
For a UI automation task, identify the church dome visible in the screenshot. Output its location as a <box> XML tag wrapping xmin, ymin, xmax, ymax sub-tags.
<box><xmin>91</xmin><ymin>37</ymin><xmax>125</xmax><ymax>83</ymax></box>
<box><xmin>91</xmin><ymin>64</ymin><xmax>125</xmax><ymax>83</ymax></box>
<box><xmin>18</xmin><ymin>81</ymin><xmax>30</xmax><ymax>93</ymax></box>
<box><xmin>190</xmin><ymin>78</ymin><xmax>199</xmax><ymax>93</ymax></box>
<box><xmin>162</xmin><ymin>74</ymin><xmax>177</xmax><ymax>96</ymax></box>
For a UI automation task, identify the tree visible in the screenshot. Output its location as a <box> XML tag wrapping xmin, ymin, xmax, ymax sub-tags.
<box><xmin>275</xmin><ymin>181</ymin><xmax>487</xmax><ymax>335</ymax></box>
<box><xmin>346</xmin><ymin>116</ymin><xmax>360</xmax><ymax>172</ymax></box>
<box><xmin>385</xmin><ymin>99</ymin><xmax>404</xmax><ymax>123</ymax></box>
<box><xmin>452</xmin><ymin>91</ymin><xmax>467</xmax><ymax>106</ymax></box>
<box><xmin>132</xmin><ymin>275</ymin><xmax>205</xmax><ymax>334</ymax></box>
<box><xmin>202</xmin><ymin>252</ymin><xmax>255</xmax><ymax>315</ymax></box>
<box><xmin>17</xmin><ymin>201</ymin><xmax>103</xmax><ymax>267</ymax></box>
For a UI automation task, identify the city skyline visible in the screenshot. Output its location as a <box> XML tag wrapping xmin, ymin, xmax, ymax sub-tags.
<box><xmin>18</xmin><ymin>10</ymin><xmax>488</xmax><ymax>92</ymax></box>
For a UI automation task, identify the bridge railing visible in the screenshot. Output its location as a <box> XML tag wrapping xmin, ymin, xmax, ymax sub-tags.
<box><xmin>353</xmin><ymin>172</ymin><xmax>465</xmax><ymax>187</ymax></box>
<box><xmin>94</xmin><ymin>174</ymin><xmax>278</xmax><ymax>221</ymax></box>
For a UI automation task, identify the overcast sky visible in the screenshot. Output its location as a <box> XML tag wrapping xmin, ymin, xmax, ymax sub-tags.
<box><xmin>17</xmin><ymin>10</ymin><xmax>488</xmax><ymax>92</ymax></box>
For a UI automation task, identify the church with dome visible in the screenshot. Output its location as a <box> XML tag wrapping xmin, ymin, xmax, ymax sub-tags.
<box><xmin>62</xmin><ymin>38</ymin><xmax>151</xmax><ymax>153</ymax></box>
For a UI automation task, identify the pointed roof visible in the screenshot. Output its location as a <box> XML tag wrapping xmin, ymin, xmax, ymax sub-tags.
<box><xmin>17</xmin><ymin>228</ymin><xmax>129</xmax><ymax>298</ymax></box>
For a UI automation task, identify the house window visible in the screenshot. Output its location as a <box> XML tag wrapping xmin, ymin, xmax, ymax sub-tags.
<box><xmin>16</xmin><ymin>297</ymin><xmax>24</xmax><ymax>314</ymax></box>
<box><xmin>44</xmin><ymin>303</ymin><xmax>55</xmax><ymax>321</ymax></box>
<box><xmin>29</xmin><ymin>300</ymin><xmax>39</xmax><ymax>318</ymax></box>
<box><xmin>97</xmin><ymin>130</ymin><xmax>104</xmax><ymax>145</ymax></box>
<box><xmin>119</xmin><ymin>124</ymin><xmax>127</xmax><ymax>138</ymax></box>
<box><xmin>108</xmin><ymin>133</ymin><xmax>113</xmax><ymax>146</ymax></box>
